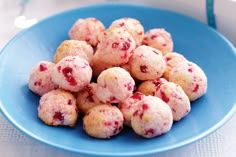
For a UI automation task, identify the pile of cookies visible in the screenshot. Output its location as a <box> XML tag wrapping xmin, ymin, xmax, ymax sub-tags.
<box><xmin>28</xmin><ymin>17</ymin><xmax>207</xmax><ymax>139</ymax></box>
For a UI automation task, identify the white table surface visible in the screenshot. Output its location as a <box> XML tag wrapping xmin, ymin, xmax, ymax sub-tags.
<box><xmin>0</xmin><ymin>1</ymin><xmax>236</xmax><ymax>157</ymax></box>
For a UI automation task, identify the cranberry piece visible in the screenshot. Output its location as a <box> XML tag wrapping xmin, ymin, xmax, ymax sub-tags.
<box><xmin>131</xmin><ymin>92</ymin><xmax>143</xmax><ymax>100</ymax></box>
<box><xmin>142</xmin><ymin>104</ymin><xmax>149</xmax><ymax>110</ymax></box>
<box><xmin>34</xmin><ymin>80</ymin><xmax>42</xmax><ymax>86</ymax></box>
<box><xmin>145</xmin><ymin>128</ymin><xmax>154</xmax><ymax>135</ymax></box>
<box><xmin>151</xmin><ymin>35</ymin><xmax>158</xmax><ymax>40</ymax></box>
<box><xmin>121</xmin><ymin>41</ymin><xmax>130</xmax><ymax>51</ymax></box>
<box><xmin>39</xmin><ymin>63</ymin><xmax>47</xmax><ymax>71</ymax></box>
<box><xmin>53</xmin><ymin>112</ymin><xmax>64</xmax><ymax>121</ymax></box>
<box><xmin>62</xmin><ymin>67</ymin><xmax>77</xmax><ymax>86</ymax></box>
<box><xmin>140</xmin><ymin>65</ymin><xmax>148</xmax><ymax>73</ymax></box>
<box><xmin>160</xmin><ymin>91</ymin><xmax>169</xmax><ymax>103</ymax></box>
<box><xmin>192</xmin><ymin>84</ymin><xmax>199</xmax><ymax>92</ymax></box>
<box><xmin>119</xmin><ymin>22</ymin><xmax>125</xmax><ymax>27</ymax></box>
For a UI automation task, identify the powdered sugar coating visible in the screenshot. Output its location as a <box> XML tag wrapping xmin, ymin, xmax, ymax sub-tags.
<box><xmin>53</xmin><ymin>40</ymin><xmax>94</xmax><ymax>64</ymax></box>
<box><xmin>143</xmin><ymin>28</ymin><xmax>173</xmax><ymax>55</ymax></box>
<box><xmin>69</xmin><ymin>17</ymin><xmax>105</xmax><ymax>46</ymax></box>
<box><xmin>169</xmin><ymin>61</ymin><xmax>207</xmax><ymax>101</ymax></box>
<box><xmin>38</xmin><ymin>89</ymin><xmax>78</xmax><ymax>127</ymax></box>
<box><xmin>95</xmin><ymin>67</ymin><xmax>135</xmax><ymax>103</ymax></box>
<box><xmin>52</xmin><ymin>56</ymin><xmax>92</xmax><ymax>92</ymax></box>
<box><xmin>28</xmin><ymin>61</ymin><xmax>58</xmax><ymax>96</ymax></box>
<box><xmin>163</xmin><ymin>52</ymin><xmax>187</xmax><ymax>80</ymax></box>
<box><xmin>77</xmin><ymin>83</ymin><xmax>108</xmax><ymax>114</ymax></box>
<box><xmin>94</xmin><ymin>27</ymin><xmax>136</xmax><ymax>65</ymax></box>
<box><xmin>137</xmin><ymin>78</ymin><xmax>168</xmax><ymax>96</ymax></box>
<box><xmin>109</xmin><ymin>17</ymin><xmax>144</xmax><ymax>46</ymax></box>
<box><xmin>131</xmin><ymin>96</ymin><xmax>173</xmax><ymax>138</ymax></box>
<box><xmin>83</xmin><ymin>105</ymin><xmax>124</xmax><ymax>139</ymax></box>
<box><xmin>155</xmin><ymin>82</ymin><xmax>191</xmax><ymax>121</ymax></box>
<box><xmin>118</xmin><ymin>92</ymin><xmax>145</xmax><ymax>126</ymax></box>
<box><xmin>129</xmin><ymin>45</ymin><xmax>166</xmax><ymax>80</ymax></box>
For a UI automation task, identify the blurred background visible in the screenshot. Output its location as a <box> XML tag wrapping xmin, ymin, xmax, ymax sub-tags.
<box><xmin>1</xmin><ymin>0</ymin><xmax>236</xmax><ymax>50</ymax></box>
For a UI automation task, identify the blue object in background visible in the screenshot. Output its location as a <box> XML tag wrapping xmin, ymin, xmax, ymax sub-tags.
<box><xmin>206</xmin><ymin>0</ymin><xmax>216</xmax><ymax>29</ymax></box>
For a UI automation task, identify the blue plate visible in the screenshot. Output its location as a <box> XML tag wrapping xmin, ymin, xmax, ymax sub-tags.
<box><xmin>0</xmin><ymin>4</ymin><xmax>236</xmax><ymax>157</ymax></box>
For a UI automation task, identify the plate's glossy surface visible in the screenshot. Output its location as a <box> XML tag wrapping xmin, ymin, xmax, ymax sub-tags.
<box><xmin>0</xmin><ymin>4</ymin><xmax>236</xmax><ymax>157</ymax></box>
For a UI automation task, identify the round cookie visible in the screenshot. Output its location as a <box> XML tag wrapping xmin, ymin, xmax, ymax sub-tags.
<box><xmin>94</xmin><ymin>27</ymin><xmax>136</xmax><ymax>65</ymax></box>
<box><xmin>52</xmin><ymin>56</ymin><xmax>92</xmax><ymax>92</ymax></box>
<box><xmin>95</xmin><ymin>67</ymin><xmax>135</xmax><ymax>103</ymax></box>
<box><xmin>53</xmin><ymin>40</ymin><xmax>94</xmax><ymax>64</ymax></box>
<box><xmin>129</xmin><ymin>45</ymin><xmax>166</xmax><ymax>80</ymax></box>
<box><xmin>131</xmin><ymin>95</ymin><xmax>173</xmax><ymax>138</ymax></box>
<box><xmin>143</xmin><ymin>28</ymin><xmax>173</xmax><ymax>55</ymax></box>
<box><xmin>38</xmin><ymin>89</ymin><xmax>78</xmax><ymax>127</ymax></box>
<box><xmin>83</xmin><ymin>105</ymin><xmax>124</xmax><ymax>139</ymax></box>
<box><xmin>109</xmin><ymin>17</ymin><xmax>144</xmax><ymax>46</ymax></box>
<box><xmin>169</xmin><ymin>61</ymin><xmax>207</xmax><ymax>101</ymax></box>
<box><xmin>69</xmin><ymin>17</ymin><xmax>105</xmax><ymax>46</ymax></box>
<box><xmin>28</xmin><ymin>61</ymin><xmax>57</xmax><ymax>96</ymax></box>
<box><xmin>155</xmin><ymin>81</ymin><xmax>191</xmax><ymax>121</ymax></box>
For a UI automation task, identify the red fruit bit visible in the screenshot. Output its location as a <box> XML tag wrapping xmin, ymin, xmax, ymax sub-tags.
<box><xmin>114</xmin><ymin>121</ymin><xmax>119</xmax><ymax>125</ymax></box>
<box><xmin>188</xmin><ymin>68</ymin><xmax>193</xmax><ymax>73</ymax></box>
<box><xmin>112</xmin><ymin>42</ymin><xmax>119</xmax><ymax>49</ymax></box>
<box><xmin>133</xmin><ymin>110</ymin><xmax>139</xmax><ymax>117</ymax></box>
<box><xmin>85</xmin><ymin>38</ymin><xmax>90</xmax><ymax>42</ymax></box>
<box><xmin>142</xmin><ymin>104</ymin><xmax>149</xmax><ymax>110</ymax></box>
<box><xmin>34</xmin><ymin>80</ymin><xmax>42</xmax><ymax>86</ymax></box>
<box><xmin>125</xmin><ymin>82</ymin><xmax>133</xmax><ymax>91</ymax></box>
<box><xmin>139</xmin><ymin>112</ymin><xmax>144</xmax><ymax>119</ymax></box>
<box><xmin>163</xmin><ymin>122</ymin><xmax>167</xmax><ymax>126</ymax></box>
<box><xmin>131</xmin><ymin>92</ymin><xmax>143</xmax><ymax>100</ymax></box>
<box><xmin>162</xmin><ymin>43</ymin><xmax>167</xmax><ymax>47</ymax></box>
<box><xmin>145</xmin><ymin>128</ymin><xmax>154</xmax><ymax>135</ymax></box>
<box><xmin>140</xmin><ymin>65</ymin><xmax>148</xmax><ymax>73</ymax></box>
<box><xmin>62</xmin><ymin>67</ymin><xmax>77</xmax><ymax>86</ymax></box>
<box><xmin>57</xmin><ymin>66</ymin><xmax>61</xmax><ymax>72</ymax></box>
<box><xmin>160</xmin><ymin>91</ymin><xmax>169</xmax><ymax>103</ymax></box>
<box><xmin>109</xmin><ymin>96</ymin><xmax>117</xmax><ymax>102</ymax></box>
<box><xmin>121</xmin><ymin>41</ymin><xmax>130</xmax><ymax>51</ymax></box>
<box><xmin>192</xmin><ymin>84</ymin><xmax>199</xmax><ymax>92</ymax></box>
<box><xmin>104</xmin><ymin>121</ymin><xmax>112</xmax><ymax>126</ymax></box>
<box><xmin>103</xmin><ymin>32</ymin><xmax>107</xmax><ymax>36</ymax></box>
<box><xmin>113</xmin><ymin>126</ymin><xmax>122</xmax><ymax>134</ymax></box>
<box><xmin>53</xmin><ymin>112</ymin><xmax>64</xmax><ymax>121</ymax></box>
<box><xmin>165</xmin><ymin>57</ymin><xmax>171</xmax><ymax>61</ymax></box>
<box><xmin>39</xmin><ymin>63</ymin><xmax>47</xmax><ymax>71</ymax></box>
<box><xmin>186</xmin><ymin>109</ymin><xmax>190</xmax><ymax>113</ymax></box>
<box><xmin>151</xmin><ymin>35</ymin><xmax>158</xmax><ymax>40</ymax></box>
<box><xmin>119</xmin><ymin>22</ymin><xmax>125</xmax><ymax>27</ymax></box>
<box><xmin>68</xmin><ymin>99</ymin><xmax>72</xmax><ymax>105</ymax></box>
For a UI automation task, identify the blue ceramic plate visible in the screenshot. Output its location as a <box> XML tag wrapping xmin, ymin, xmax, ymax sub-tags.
<box><xmin>0</xmin><ymin>4</ymin><xmax>236</xmax><ymax>157</ymax></box>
